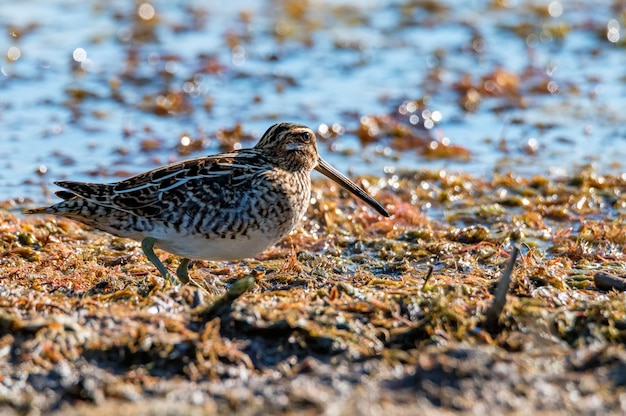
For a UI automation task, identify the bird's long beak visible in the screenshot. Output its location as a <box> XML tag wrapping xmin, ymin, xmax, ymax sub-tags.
<box><xmin>315</xmin><ymin>157</ymin><xmax>390</xmax><ymax>217</ymax></box>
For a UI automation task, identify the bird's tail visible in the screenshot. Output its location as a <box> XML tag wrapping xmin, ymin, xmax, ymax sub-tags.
<box><xmin>23</xmin><ymin>191</ymin><xmax>81</xmax><ymax>215</ymax></box>
<box><xmin>23</xmin><ymin>206</ymin><xmax>52</xmax><ymax>215</ymax></box>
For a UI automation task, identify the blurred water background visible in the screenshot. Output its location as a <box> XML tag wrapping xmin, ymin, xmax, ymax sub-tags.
<box><xmin>1</xmin><ymin>0</ymin><xmax>625</xmax><ymax>202</ymax></box>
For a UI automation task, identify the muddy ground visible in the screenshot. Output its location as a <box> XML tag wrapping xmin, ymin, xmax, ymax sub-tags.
<box><xmin>2</xmin><ymin>169</ymin><xmax>626</xmax><ymax>415</ymax></box>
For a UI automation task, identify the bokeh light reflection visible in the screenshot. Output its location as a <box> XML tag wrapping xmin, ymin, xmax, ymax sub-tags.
<box><xmin>7</xmin><ymin>46</ymin><xmax>21</xmax><ymax>61</ymax></box>
<box><xmin>138</xmin><ymin>3</ymin><xmax>156</xmax><ymax>21</ymax></box>
<box><xmin>607</xmin><ymin>19</ymin><xmax>620</xmax><ymax>43</ymax></box>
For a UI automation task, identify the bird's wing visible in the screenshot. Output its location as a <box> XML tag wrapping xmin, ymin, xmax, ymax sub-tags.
<box><xmin>55</xmin><ymin>151</ymin><xmax>270</xmax><ymax>218</ymax></box>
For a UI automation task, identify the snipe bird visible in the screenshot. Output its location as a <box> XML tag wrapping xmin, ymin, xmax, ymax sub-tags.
<box><xmin>25</xmin><ymin>122</ymin><xmax>390</xmax><ymax>284</ymax></box>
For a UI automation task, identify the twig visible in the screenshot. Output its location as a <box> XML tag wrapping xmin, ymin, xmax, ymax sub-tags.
<box><xmin>483</xmin><ymin>245</ymin><xmax>520</xmax><ymax>333</ymax></box>
<box><xmin>193</xmin><ymin>274</ymin><xmax>257</xmax><ymax>322</ymax></box>
<box><xmin>421</xmin><ymin>265</ymin><xmax>434</xmax><ymax>289</ymax></box>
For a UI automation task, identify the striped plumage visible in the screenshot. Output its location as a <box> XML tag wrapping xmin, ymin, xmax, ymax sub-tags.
<box><xmin>25</xmin><ymin>122</ymin><xmax>390</xmax><ymax>283</ymax></box>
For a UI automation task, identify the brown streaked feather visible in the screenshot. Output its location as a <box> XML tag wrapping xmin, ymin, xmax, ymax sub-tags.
<box><xmin>56</xmin><ymin>191</ymin><xmax>79</xmax><ymax>200</ymax></box>
<box><xmin>51</xmin><ymin>151</ymin><xmax>277</xmax><ymax>219</ymax></box>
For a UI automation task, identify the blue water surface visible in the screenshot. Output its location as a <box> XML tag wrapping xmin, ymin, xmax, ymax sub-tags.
<box><xmin>1</xmin><ymin>0</ymin><xmax>625</xmax><ymax>202</ymax></box>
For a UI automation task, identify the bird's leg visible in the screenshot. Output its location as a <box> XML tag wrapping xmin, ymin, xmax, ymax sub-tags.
<box><xmin>141</xmin><ymin>237</ymin><xmax>177</xmax><ymax>284</ymax></box>
<box><xmin>176</xmin><ymin>259</ymin><xmax>210</xmax><ymax>294</ymax></box>
<box><xmin>176</xmin><ymin>258</ymin><xmax>191</xmax><ymax>284</ymax></box>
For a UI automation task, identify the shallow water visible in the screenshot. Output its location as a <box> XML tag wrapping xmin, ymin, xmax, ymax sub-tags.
<box><xmin>1</xmin><ymin>0</ymin><xmax>625</xmax><ymax>202</ymax></box>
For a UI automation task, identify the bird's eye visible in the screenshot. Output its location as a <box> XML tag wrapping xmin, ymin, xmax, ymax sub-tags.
<box><xmin>300</xmin><ymin>132</ymin><xmax>311</xmax><ymax>143</ymax></box>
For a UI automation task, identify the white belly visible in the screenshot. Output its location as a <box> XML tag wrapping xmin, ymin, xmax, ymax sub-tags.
<box><xmin>148</xmin><ymin>229</ymin><xmax>281</xmax><ymax>260</ymax></box>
